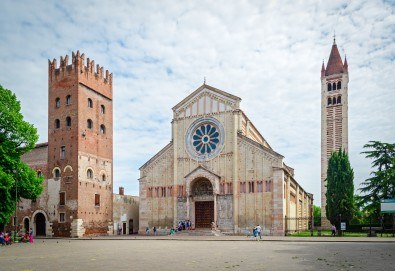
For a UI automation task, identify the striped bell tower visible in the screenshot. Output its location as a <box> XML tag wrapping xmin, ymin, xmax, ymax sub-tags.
<box><xmin>320</xmin><ymin>37</ymin><xmax>349</xmax><ymax>228</ymax></box>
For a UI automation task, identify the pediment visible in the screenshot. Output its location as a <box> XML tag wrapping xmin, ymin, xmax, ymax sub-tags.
<box><xmin>184</xmin><ymin>165</ymin><xmax>221</xmax><ymax>179</ymax></box>
<box><xmin>173</xmin><ymin>84</ymin><xmax>241</xmax><ymax>118</ymax></box>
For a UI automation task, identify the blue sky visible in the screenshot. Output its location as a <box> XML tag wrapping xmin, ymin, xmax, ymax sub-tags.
<box><xmin>0</xmin><ymin>0</ymin><xmax>394</xmax><ymax>206</ymax></box>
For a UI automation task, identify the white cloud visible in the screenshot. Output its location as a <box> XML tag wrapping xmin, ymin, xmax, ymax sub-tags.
<box><xmin>0</xmin><ymin>0</ymin><xmax>394</xmax><ymax>205</ymax></box>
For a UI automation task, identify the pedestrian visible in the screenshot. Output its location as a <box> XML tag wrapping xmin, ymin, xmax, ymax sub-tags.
<box><xmin>145</xmin><ymin>226</ymin><xmax>150</xmax><ymax>236</ymax></box>
<box><xmin>0</xmin><ymin>231</ymin><xmax>5</xmax><ymax>246</ymax></box>
<box><xmin>331</xmin><ymin>225</ymin><xmax>336</xmax><ymax>236</ymax></box>
<box><xmin>153</xmin><ymin>226</ymin><xmax>156</xmax><ymax>236</ymax></box>
<box><xmin>29</xmin><ymin>228</ymin><xmax>33</xmax><ymax>243</ymax></box>
<box><xmin>256</xmin><ymin>224</ymin><xmax>262</xmax><ymax>240</ymax></box>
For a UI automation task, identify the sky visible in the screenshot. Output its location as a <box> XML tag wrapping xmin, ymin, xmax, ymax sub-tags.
<box><xmin>0</xmin><ymin>0</ymin><xmax>394</xmax><ymax>206</ymax></box>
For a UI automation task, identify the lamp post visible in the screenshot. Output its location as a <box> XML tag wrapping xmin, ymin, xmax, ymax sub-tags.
<box><xmin>369</xmin><ymin>196</ymin><xmax>374</xmax><ymax>237</ymax></box>
<box><xmin>13</xmin><ymin>169</ymin><xmax>18</xmax><ymax>242</ymax></box>
<box><xmin>339</xmin><ymin>213</ymin><xmax>342</xmax><ymax>236</ymax></box>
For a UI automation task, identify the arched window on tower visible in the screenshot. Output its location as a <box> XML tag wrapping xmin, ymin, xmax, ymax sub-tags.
<box><xmin>54</xmin><ymin>168</ymin><xmax>61</xmax><ymax>178</ymax></box>
<box><xmin>333</xmin><ymin>97</ymin><xmax>337</xmax><ymax>105</ymax></box>
<box><xmin>327</xmin><ymin>83</ymin><xmax>332</xmax><ymax>92</ymax></box>
<box><xmin>101</xmin><ymin>105</ymin><xmax>105</xmax><ymax>115</ymax></box>
<box><xmin>327</xmin><ymin>97</ymin><xmax>332</xmax><ymax>106</ymax></box>
<box><xmin>332</xmin><ymin>82</ymin><xmax>337</xmax><ymax>90</ymax></box>
<box><xmin>87</xmin><ymin>169</ymin><xmax>93</xmax><ymax>179</ymax></box>
<box><xmin>102</xmin><ymin>174</ymin><xmax>106</xmax><ymax>182</ymax></box>
<box><xmin>337</xmin><ymin>81</ymin><xmax>341</xmax><ymax>89</ymax></box>
<box><xmin>88</xmin><ymin>98</ymin><xmax>93</xmax><ymax>108</ymax></box>
<box><xmin>100</xmin><ymin>124</ymin><xmax>106</xmax><ymax>134</ymax></box>
<box><xmin>87</xmin><ymin>119</ymin><xmax>93</xmax><ymax>129</ymax></box>
<box><xmin>66</xmin><ymin>95</ymin><xmax>71</xmax><ymax>105</ymax></box>
<box><xmin>55</xmin><ymin>119</ymin><xmax>60</xmax><ymax>129</ymax></box>
<box><xmin>337</xmin><ymin>96</ymin><xmax>341</xmax><ymax>104</ymax></box>
<box><xmin>55</xmin><ymin>98</ymin><xmax>60</xmax><ymax>108</ymax></box>
<box><xmin>66</xmin><ymin>116</ymin><xmax>71</xmax><ymax>127</ymax></box>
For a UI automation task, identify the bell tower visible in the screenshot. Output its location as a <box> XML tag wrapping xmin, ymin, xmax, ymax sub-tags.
<box><xmin>320</xmin><ymin>38</ymin><xmax>349</xmax><ymax>227</ymax></box>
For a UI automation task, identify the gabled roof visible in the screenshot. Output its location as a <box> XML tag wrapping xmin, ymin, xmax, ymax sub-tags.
<box><xmin>172</xmin><ymin>84</ymin><xmax>241</xmax><ymax>112</ymax></box>
<box><xmin>184</xmin><ymin>164</ymin><xmax>221</xmax><ymax>179</ymax></box>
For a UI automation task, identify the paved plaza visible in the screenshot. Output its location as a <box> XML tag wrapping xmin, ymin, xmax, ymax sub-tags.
<box><xmin>0</xmin><ymin>237</ymin><xmax>394</xmax><ymax>271</ymax></box>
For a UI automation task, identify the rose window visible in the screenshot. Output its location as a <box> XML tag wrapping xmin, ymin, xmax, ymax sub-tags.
<box><xmin>192</xmin><ymin>124</ymin><xmax>219</xmax><ymax>154</ymax></box>
<box><xmin>186</xmin><ymin>117</ymin><xmax>225</xmax><ymax>161</ymax></box>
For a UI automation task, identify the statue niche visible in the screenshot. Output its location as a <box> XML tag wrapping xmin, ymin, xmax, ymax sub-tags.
<box><xmin>192</xmin><ymin>178</ymin><xmax>213</xmax><ymax>196</ymax></box>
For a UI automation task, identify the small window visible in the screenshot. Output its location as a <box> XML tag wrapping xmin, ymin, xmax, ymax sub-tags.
<box><xmin>87</xmin><ymin>119</ymin><xmax>93</xmax><ymax>129</ymax></box>
<box><xmin>95</xmin><ymin>194</ymin><xmax>100</xmax><ymax>206</ymax></box>
<box><xmin>327</xmin><ymin>98</ymin><xmax>332</xmax><ymax>105</ymax></box>
<box><xmin>66</xmin><ymin>95</ymin><xmax>71</xmax><ymax>105</ymax></box>
<box><xmin>60</xmin><ymin>146</ymin><xmax>66</xmax><ymax>160</ymax></box>
<box><xmin>59</xmin><ymin>192</ymin><xmax>65</xmax><ymax>206</ymax></box>
<box><xmin>337</xmin><ymin>96</ymin><xmax>341</xmax><ymax>104</ymax></box>
<box><xmin>327</xmin><ymin>84</ymin><xmax>332</xmax><ymax>92</ymax></box>
<box><xmin>100</xmin><ymin>124</ymin><xmax>106</xmax><ymax>134</ymax></box>
<box><xmin>55</xmin><ymin>98</ymin><xmax>60</xmax><ymax>108</ymax></box>
<box><xmin>226</xmin><ymin>183</ymin><xmax>233</xmax><ymax>194</ymax></box>
<box><xmin>101</xmin><ymin>105</ymin><xmax>105</xmax><ymax>114</ymax></box>
<box><xmin>87</xmin><ymin>169</ymin><xmax>93</xmax><ymax>179</ymax></box>
<box><xmin>55</xmin><ymin>119</ymin><xmax>60</xmax><ymax>129</ymax></box>
<box><xmin>333</xmin><ymin>97</ymin><xmax>336</xmax><ymax>105</ymax></box>
<box><xmin>54</xmin><ymin>168</ymin><xmax>61</xmax><ymax>178</ymax></box>
<box><xmin>102</xmin><ymin>174</ymin><xmax>106</xmax><ymax>182</ymax></box>
<box><xmin>248</xmin><ymin>181</ymin><xmax>254</xmax><ymax>193</ymax></box>
<box><xmin>257</xmin><ymin>181</ymin><xmax>263</xmax><ymax>193</ymax></box>
<box><xmin>88</xmin><ymin>98</ymin><xmax>93</xmax><ymax>108</ymax></box>
<box><xmin>337</xmin><ymin>81</ymin><xmax>341</xmax><ymax>89</ymax></box>
<box><xmin>332</xmin><ymin>82</ymin><xmax>337</xmax><ymax>90</ymax></box>
<box><xmin>59</xmin><ymin>213</ymin><xmax>65</xmax><ymax>223</ymax></box>
<box><xmin>66</xmin><ymin>116</ymin><xmax>71</xmax><ymax>127</ymax></box>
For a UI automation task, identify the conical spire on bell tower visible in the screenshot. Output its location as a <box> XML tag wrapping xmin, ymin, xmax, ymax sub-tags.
<box><xmin>325</xmin><ymin>36</ymin><xmax>345</xmax><ymax>76</ymax></box>
<box><xmin>321</xmin><ymin>60</ymin><xmax>326</xmax><ymax>77</ymax></box>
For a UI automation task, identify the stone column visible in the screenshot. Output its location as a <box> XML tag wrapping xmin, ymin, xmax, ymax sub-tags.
<box><xmin>232</xmin><ymin>110</ymin><xmax>240</xmax><ymax>233</ymax></box>
<box><xmin>272</xmin><ymin>167</ymin><xmax>285</xmax><ymax>236</ymax></box>
<box><xmin>214</xmin><ymin>194</ymin><xmax>217</xmax><ymax>226</ymax></box>
<box><xmin>186</xmin><ymin>195</ymin><xmax>190</xmax><ymax>220</ymax></box>
<box><xmin>172</xmin><ymin>119</ymin><xmax>178</xmax><ymax>228</ymax></box>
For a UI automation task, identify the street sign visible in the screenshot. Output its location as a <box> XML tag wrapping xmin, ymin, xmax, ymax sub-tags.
<box><xmin>381</xmin><ymin>199</ymin><xmax>395</xmax><ymax>214</ymax></box>
<box><xmin>341</xmin><ymin>222</ymin><xmax>346</xmax><ymax>231</ymax></box>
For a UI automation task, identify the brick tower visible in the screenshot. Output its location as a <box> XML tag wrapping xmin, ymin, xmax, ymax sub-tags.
<box><xmin>320</xmin><ymin>38</ymin><xmax>349</xmax><ymax>228</ymax></box>
<box><xmin>48</xmin><ymin>51</ymin><xmax>113</xmax><ymax>237</ymax></box>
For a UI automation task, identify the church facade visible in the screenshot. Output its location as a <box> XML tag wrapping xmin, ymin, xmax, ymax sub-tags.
<box><xmin>139</xmin><ymin>84</ymin><xmax>313</xmax><ymax>235</ymax></box>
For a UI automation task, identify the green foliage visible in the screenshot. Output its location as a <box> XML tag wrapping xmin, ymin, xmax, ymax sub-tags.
<box><xmin>313</xmin><ymin>205</ymin><xmax>321</xmax><ymax>226</ymax></box>
<box><xmin>325</xmin><ymin>149</ymin><xmax>354</xmax><ymax>227</ymax></box>
<box><xmin>0</xmin><ymin>85</ymin><xmax>44</xmax><ymax>224</ymax></box>
<box><xmin>359</xmin><ymin>141</ymin><xmax>395</xmax><ymax>219</ymax></box>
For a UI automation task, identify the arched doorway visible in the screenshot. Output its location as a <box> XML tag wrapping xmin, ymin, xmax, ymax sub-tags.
<box><xmin>129</xmin><ymin>219</ymin><xmax>133</xmax><ymax>234</ymax></box>
<box><xmin>24</xmin><ymin>218</ymin><xmax>29</xmax><ymax>232</ymax></box>
<box><xmin>192</xmin><ymin>178</ymin><xmax>214</xmax><ymax>228</ymax></box>
<box><xmin>35</xmin><ymin>213</ymin><xmax>46</xmax><ymax>236</ymax></box>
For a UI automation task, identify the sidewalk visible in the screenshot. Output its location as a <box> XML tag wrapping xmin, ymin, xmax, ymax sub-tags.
<box><xmin>38</xmin><ymin>234</ymin><xmax>395</xmax><ymax>243</ymax></box>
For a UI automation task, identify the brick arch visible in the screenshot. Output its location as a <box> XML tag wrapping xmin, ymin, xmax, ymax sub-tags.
<box><xmin>52</xmin><ymin>167</ymin><xmax>61</xmax><ymax>178</ymax></box>
<box><xmin>185</xmin><ymin>166</ymin><xmax>220</xmax><ymax>196</ymax></box>
<box><xmin>63</xmin><ymin>165</ymin><xmax>73</xmax><ymax>172</ymax></box>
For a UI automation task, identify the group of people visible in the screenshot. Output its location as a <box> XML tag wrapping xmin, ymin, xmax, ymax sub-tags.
<box><xmin>177</xmin><ymin>220</ymin><xmax>192</xmax><ymax>231</ymax></box>
<box><xmin>0</xmin><ymin>228</ymin><xmax>33</xmax><ymax>245</ymax></box>
<box><xmin>251</xmin><ymin>225</ymin><xmax>262</xmax><ymax>241</ymax></box>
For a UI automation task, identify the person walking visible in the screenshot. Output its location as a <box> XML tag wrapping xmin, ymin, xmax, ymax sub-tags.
<box><xmin>29</xmin><ymin>228</ymin><xmax>33</xmax><ymax>243</ymax></box>
<box><xmin>153</xmin><ymin>226</ymin><xmax>157</xmax><ymax>236</ymax></box>
<box><xmin>331</xmin><ymin>225</ymin><xmax>336</xmax><ymax>236</ymax></box>
<box><xmin>256</xmin><ymin>224</ymin><xmax>262</xmax><ymax>240</ymax></box>
<box><xmin>145</xmin><ymin>226</ymin><xmax>150</xmax><ymax>236</ymax></box>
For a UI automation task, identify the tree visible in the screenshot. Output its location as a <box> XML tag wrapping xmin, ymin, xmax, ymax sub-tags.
<box><xmin>313</xmin><ymin>205</ymin><xmax>321</xmax><ymax>226</ymax></box>
<box><xmin>359</xmin><ymin>141</ymin><xmax>395</xmax><ymax>220</ymax></box>
<box><xmin>325</xmin><ymin>149</ymin><xmax>354</xmax><ymax>233</ymax></box>
<box><xmin>0</xmin><ymin>85</ymin><xmax>44</xmax><ymax>225</ymax></box>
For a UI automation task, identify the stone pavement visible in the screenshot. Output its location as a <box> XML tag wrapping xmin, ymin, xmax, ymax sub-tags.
<box><xmin>77</xmin><ymin>234</ymin><xmax>395</xmax><ymax>243</ymax></box>
<box><xmin>1</xmin><ymin>238</ymin><xmax>394</xmax><ymax>271</ymax></box>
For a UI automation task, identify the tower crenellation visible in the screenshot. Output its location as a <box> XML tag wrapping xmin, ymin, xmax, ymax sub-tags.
<box><xmin>48</xmin><ymin>51</ymin><xmax>113</xmax><ymax>88</ymax></box>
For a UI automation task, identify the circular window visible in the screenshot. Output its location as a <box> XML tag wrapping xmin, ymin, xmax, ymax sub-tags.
<box><xmin>186</xmin><ymin>117</ymin><xmax>224</xmax><ymax>161</ymax></box>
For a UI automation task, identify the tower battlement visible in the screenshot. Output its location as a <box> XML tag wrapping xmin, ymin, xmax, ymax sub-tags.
<box><xmin>48</xmin><ymin>51</ymin><xmax>113</xmax><ymax>87</ymax></box>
